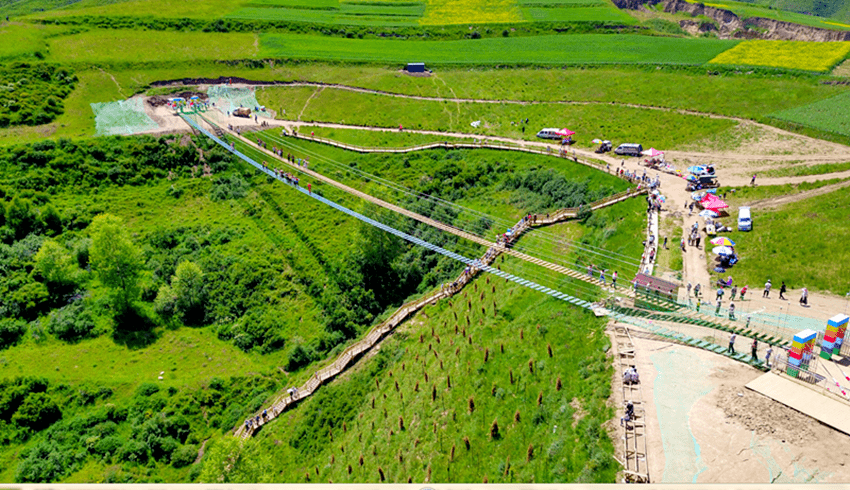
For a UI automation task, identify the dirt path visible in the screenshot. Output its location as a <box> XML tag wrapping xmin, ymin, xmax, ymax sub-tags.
<box><xmin>744</xmin><ymin>178</ymin><xmax>850</xmax><ymax>209</ymax></box>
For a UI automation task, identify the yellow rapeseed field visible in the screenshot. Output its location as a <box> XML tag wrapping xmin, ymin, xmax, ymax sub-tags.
<box><xmin>708</xmin><ymin>40</ymin><xmax>850</xmax><ymax>72</ymax></box>
<box><xmin>420</xmin><ymin>0</ymin><xmax>523</xmax><ymax>25</ymax></box>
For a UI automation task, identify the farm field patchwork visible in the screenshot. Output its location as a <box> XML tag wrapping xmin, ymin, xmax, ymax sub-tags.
<box><xmin>685</xmin><ymin>0</ymin><xmax>850</xmax><ymax>30</ymax></box>
<box><xmin>769</xmin><ymin>90</ymin><xmax>850</xmax><ymax>136</ymax></box>
<box><xmin>707</xmin><ymin>40</ymin><xmax>850</xmax><ymax>72</ymax></box>
<box><xmin>259</xmin><ymin>33</ymin><xmax>737</xmax><ymax>64</ymax></box>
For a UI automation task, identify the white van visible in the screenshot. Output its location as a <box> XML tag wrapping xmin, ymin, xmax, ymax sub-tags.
<box><xmin>614</xmin><ymin>143</ymin><xmax>643</xmax><ymax>156</ymax></box>
<box><xmin>536</xmin><ymin>128</ymin><xmax>562</xmax><ymax>139</ymax></box>
<box><xmin>738</xmin><ymin>206</ymin><xmax>752</xmax><ymax>231</ymax></box>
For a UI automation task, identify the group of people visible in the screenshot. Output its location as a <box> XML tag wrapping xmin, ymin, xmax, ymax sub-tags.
<box><xmin>623</xmin><ymin>365</ymin><xmax>639</xmax><ymax>384</ymax></box>
<box><xmin>244</xmin><ymin>408</ymin><xmax>271</xmax><ymax>432</ymax></box>
<box><xmin>727</xmin><ymin>333</ymin><xmax>774</xmax><ymax>366</ymax></box>
<box><xmin>763</xmin><ymin>279</ymin><xmax>809</xmax><ymax>306</ymax></box>
<box><xmin>586</xmin><ymin>264</ymin><xmax>618</xmax><ymax>288</ymax></box>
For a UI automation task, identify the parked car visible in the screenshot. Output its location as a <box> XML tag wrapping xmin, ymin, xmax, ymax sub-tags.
<box><xmin>536</xmin><ymin>128</ymin><xmax>562</xmax><ymax>139</ymax></box>
<box><xmin>614</xmin><ymin>143</ymin><xmax>643</xmax><ymax>156</ymax></box>
<box><xmin>738</xmin><ymin>206</ymin><xmax>752</xmax><ymax>231</ymax></box>
<box><xmin>595</xmin><ymin>140</ymin><xmax>612</xmax><ymax>153</ymax></box>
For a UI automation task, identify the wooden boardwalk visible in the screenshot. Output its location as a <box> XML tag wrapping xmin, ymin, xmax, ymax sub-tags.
<box><xmin>746</xmin><ymin>372</ymin><xmax>850</xmax><ymax>435</ymax></box>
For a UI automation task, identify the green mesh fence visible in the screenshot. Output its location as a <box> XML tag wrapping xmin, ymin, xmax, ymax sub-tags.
<box><xmin>90</xmin><ymin>98</ymin><xmax>159</xmax><ymax>136</ymax></box>
<box><xmin>207</xmin><ymin>85</ymin><xmax>273</xmax><ymax>118</ymax></box>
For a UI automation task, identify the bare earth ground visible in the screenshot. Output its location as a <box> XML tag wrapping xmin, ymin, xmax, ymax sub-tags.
<box><xmin>614</xmin><ymin>329</ymin><xmax>850</xmax><ymax>483</ymax></box>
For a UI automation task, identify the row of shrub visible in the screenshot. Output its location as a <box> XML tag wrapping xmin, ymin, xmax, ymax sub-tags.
<box><xmin>35</xmin><ymin>16</ymin><xmax>639</xmax><ymax>40</ymax></box>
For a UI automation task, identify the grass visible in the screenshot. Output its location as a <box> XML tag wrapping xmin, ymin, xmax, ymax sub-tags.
<box><xmin>46</xmin><ymin>29</ymin><xmax>258</xmax><ymax>63</ymax></box>
<box><xmin>769</xmin><ymin>90</ymin><xmax>850</xmax><ymax>137</ymax></box>
<box><xmin>708</xmin><ymin>40</ymin><xmax>850</xmax><ymax>72</ymax></box>
<box><xmin>283</xmin><ymin>125</ymin><xmax>475</xmax><ymax>146</ymax></box>
<box><xmin>22</xmin><ymin>0</ymin><xmax>248</xmax><ymax>19</ymax></box>
<box><xmin>202</xmin><ymin>277</ymin><xmax>617</xmax><ymax>483</ymax></box>
<box><xmin>656</xmin><ymin>214</ymin><xmax>683</xmax><ymax>278</ymax></box>
<box><xmin>761</xmin><ymin>161</ymin><xmax>850</xmax><ymax>178</ymax></box>
<box><xmin>0</xmin><ymin>22</ymin><xmax>64</xmax><ymax>60</ymax></box>
<box><xmin>259</xmin><ymin>33</ymin><xmax>738</xmax><ymax>65</ymax></box>
<box><xmin>257</xmin><ymin>85</ymin><xmax>739</xmax><ymax>150</ymax></box>
<box><xmin>709</xmin><ymin>182</ymin><xmax>850</xmax><ymax>294</ymax></box>
<box><xmin>0</xmin><ymin>327</ymin><xmax>280</xmax><ymax>391</ymax></box>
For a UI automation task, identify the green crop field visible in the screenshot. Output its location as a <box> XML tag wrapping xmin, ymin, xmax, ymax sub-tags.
<box><xmin>769</xmin><ymin>91</ymin><xmax>850</xmax><ymax>136</ymax></box>
<box><xmin>259</xmin><ymin>33</ymin><xmax>738</xmax><ymax>64</ymax></box>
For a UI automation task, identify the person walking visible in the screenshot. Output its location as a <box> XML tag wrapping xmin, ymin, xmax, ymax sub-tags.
<box><xmin>695</xmin><ymin>234</ymin><xmax>701</xmax><ymax>249</ymax></box>
<box><xmin>664</xmin><ymin>236</ymin><xmax>668</xmax><ymax>249</ymax></box>
<box><xmin>765</xmin><ymin>346</ymin><xmax>773</xmax><ymax>368</ymax></box>
<box><xmin>687</xmin><ymin>282</ymin><xmax>692</xmax><ymax>297</ymax></box>
<box><xmin>751</xmin><ymin>338</ymin><xmax>758</xmax><ymax>362</ymax></box>
<box><xmin>716</xmin><ymin>287</ymin><xmax>724</xmax><ymax>302</ymax></box>
<box><xmin>600</xmin><ymin>269</ymin><xmax>606</xmax><ymax>285</ymax></box>
<box><xmin>751</xmin><ymin>173</ymin><xmax>757</xmax><ymax>185</ymax></box>
<box><xmin>307</xmin><ymin>183</ymin><xmax>311</xmax><ymax>194</ymax></box>
<box><xmin>739</xmin><ymin>285</ymin><xmax>747</xmax><ymax>301</ymax></box>
<box><xmin>716</xmin><ymin>299</ymin><xmax>722</xmax><ymax>315</ymax></box>
<box><xmin>612</xmin><ymin>271</ymin><xmax>618</xmax><ymax>288</ymax></box>
<box><xmin>779</xmin><ymin>281</ymin><xmax>787</xmax><ymax>300</ymax></box>
<box><xmin>694</xmin><ymin>283</ymin><xmax>701</xmax><ymax>297</ymax></box>
<box><xmin>729</xmin><ymin>302</ymin><xmax>735</xmax><ymax>319</ymax></box>
<box><xmin>728</xmin><ymin>333</ymin><xmax>736</xmax><ymax>354</ymax></box>
<box><xmin>696</xmin><ymin>298</ymin><xmax>701</xmax><ymax>312</ymax></box>
<box><xmin>800</xmin><ymin>287</ymin><xmax>809</xmax><ymax>306</ymax></box>
<box><xmin>763</xmin><ymin>279</ymin><xmax>772</xmax><ymax>298</ymax></box>
<box><xmin>730</xmin><ymin>286</ymin><xmax>737</xmax><ymax>300</ymax></box>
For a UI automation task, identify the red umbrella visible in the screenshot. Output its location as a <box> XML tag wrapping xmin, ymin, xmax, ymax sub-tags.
<box><xmin>555</xmin><ymin>128</ymin><xmax>575</xmax><ymax>137</ymax></box>
<box><xmin>700</xmin><ymin>193</ymin><xmax>728</xmax><ymax>211</ymax></box>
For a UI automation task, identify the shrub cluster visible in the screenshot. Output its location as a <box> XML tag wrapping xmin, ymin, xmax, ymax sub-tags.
<box><xmin>0</xmin><ymin>63</ymin><xmax>77</xmax><ymax>128</ymax></box>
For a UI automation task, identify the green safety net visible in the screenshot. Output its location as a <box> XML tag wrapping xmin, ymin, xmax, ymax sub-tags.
<box><xmin>90</xmin><ymin>98</ymin><xmax>158</xmax><ymax>136</ymax></box>
<box><xmin>207</xmin><ymin>85</ymin><xmax>273</xmax><ymax>118</ymax></box>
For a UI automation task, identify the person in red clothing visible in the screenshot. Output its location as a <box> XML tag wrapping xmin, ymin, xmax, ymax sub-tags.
<box><xmin>307</xmin><ymin>183</ymin><xmax>311</xmax><ymax>194</ymax></box>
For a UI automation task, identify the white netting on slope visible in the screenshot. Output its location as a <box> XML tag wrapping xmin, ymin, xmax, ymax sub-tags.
<box><xmin>207</xmin><ymin>85</ymin><xmax>273</xmax><ymax>118</ymax></box>
<box><xmin>90</xmin><ymin>98</ymin><xmax>159</xmax><ymax>136</ymax></box>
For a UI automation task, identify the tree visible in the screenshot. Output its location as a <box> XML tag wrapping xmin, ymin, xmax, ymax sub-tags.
<box><xmin>6</xmin><ymin>197</ymin><xmax>36</xmax><ymax>240</ymax></box>
<box><xmin>33</xmin><ymin>239</ymin><xmax>78</xmax><ymax>287</ymax></box>
<box><xmin>172</xmin><ymin>260</ymin><xmax>205</xmax><ymax>323</ymax></box>
<box><xmin>40</xmin><ymin>204</ymin><xmax>62</xmax><ymax>235</ymax></box>
<box><xmin>88</xmin><ymin>214</ymin><xmax>143</xmax><ymax>315</ymax></box>
<box><xmin>153</xmin><ymin>284</ymin><xmax>177</xmax><ymax>318</ymax></box>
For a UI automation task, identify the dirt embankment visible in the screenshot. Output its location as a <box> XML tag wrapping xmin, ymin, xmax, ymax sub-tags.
<box><xmin>613</xmin><ymin>0</ymin><xmax>850</xmax><ymax>41</ymax></box>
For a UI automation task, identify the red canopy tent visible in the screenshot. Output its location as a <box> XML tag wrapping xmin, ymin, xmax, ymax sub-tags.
<box><xmin>555</xmin><ymin>128</ymin><xmax>575</xmax><ymax>137</ymax></box>
<box><xmin>700</xmin><ymin>193</ymin><xmax>728</xmax><ymax>211</ymax></box>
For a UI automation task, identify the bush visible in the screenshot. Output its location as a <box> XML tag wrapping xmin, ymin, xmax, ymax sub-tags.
<box><xmin>286</xmin><ymin>344</ymin><xmax>313</xmax><ymax>371</ymax></box>
<box><xmin>171</xmin><ymin>445</ymin><xmax>197</xmax><ymax>468</ymax></box>
<box><xmin>0</xmin><ymin>318</ymin><xmax>26</xmax><ymax>348</ymax></box>
<box><xmin>210</xmin><ymin>174</ymin><xmax>249</xmax><ymax>201</ymax></box>
<box><xmin>45</xmin><ymin>301</ymin><xmax>96</xmax><ymax>342</ymax></box>
<box><xmin>12</xmin><ymin>392</ymin><xmax>62</xmax><ymax>432</ymax></box>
